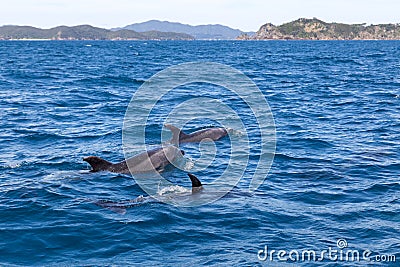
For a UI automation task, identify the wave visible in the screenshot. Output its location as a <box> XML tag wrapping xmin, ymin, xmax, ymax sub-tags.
<box><xmin>70</xmin><ymin>75</ymin><xmax>147</xmax><ymax>86</ymax></box>
<box><xmin>362</xmin><ymin>182</ymin><xmax>400</xmax><ymax>194</ymax></box>
<box><xmin>286</xmin><ymin>137</ymin><xmax>334</xmax><ymax>148</ymax></box>
<box><xmin>11</xmin><ymin>128</ymin><xmax>120</xmax><ymax>141</ymax></box>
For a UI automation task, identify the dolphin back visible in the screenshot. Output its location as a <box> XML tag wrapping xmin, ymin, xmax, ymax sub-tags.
<box><xmin>83</xmin><ymin>156</ymin><xmax>113</xmax><ymax>172</ymax></box>
<box><xmin>165</xmin><ymin>124</ymin><xmax>228</xmax><ymax>144</ymax></box>
<box><xmin>188</xmin><ymin>173</ymin><xmax>203</xmax><ymax>193</ymax></box>
<box><xmin>164</xmin><ymin>124</ymin><xmax>187</xmax><ymax>145</ymax></box>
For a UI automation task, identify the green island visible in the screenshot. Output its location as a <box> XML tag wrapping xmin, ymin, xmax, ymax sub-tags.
<box><xmin>239</xmin><ymin>18</ymin><xmax>400</xmax><ymax>40</ymax></box>
<box><xmin>0</xmin><ymin>24</ymin><xmax>194</xmax><ymax>40</ymax></box>
<box><xmin>2</xmin><ymin>18</ymin><xmax>400</xmax><ymax>40</ymax></box>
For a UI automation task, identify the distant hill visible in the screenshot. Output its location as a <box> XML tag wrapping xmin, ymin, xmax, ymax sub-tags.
<box><xmin>241</xmin><ymin>18</ymin><xmax>400</xmax><ymax>40</ymax></box>
<box><xmin>0</xmin><ymin>25</ymin><xmax>194</xmax><ymax>40</ymax></box>
<box><xmin>119</xmin><ymin>20</ymin><xmax>248</xmax><ymax>40</ymax></box>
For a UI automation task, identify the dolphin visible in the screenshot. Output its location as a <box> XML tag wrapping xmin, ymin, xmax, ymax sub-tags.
<box><xmin>95</xmin><ymin>173</ymin><xmax>203</xmax><ymax>213</ymax></box>
<box><xmin>188</xmin><ymin>173</ymin><xmax>203</xmax><ymax>193</ymax></box>
<box><xmin>165</xmin><ymin>124</ymin><xmax>228</xmax><ymax>144</ymax></box>
<box><xmin>83</xmin><ymin>145</ymin><xmax>184</xmax><ymax>174</ymax></box>
<box><xmin>94</xmin><ymin>173</ymin><xmax>255</xmax><ymax>214</ymax></box>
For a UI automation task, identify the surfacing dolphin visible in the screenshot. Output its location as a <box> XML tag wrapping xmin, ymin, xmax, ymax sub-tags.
<box><xmin>95</xmin><ymin>173</ymin><xmax>203</xmax><ymax>214</ymax></box>
<box><xmin>83</xmin><ymin>146</ymin><xmax>184</xmax><ymax>174</ymax></box>
<box><xmin>95</xmin><ymin>173</ymin><xmax>253</xmax><ymax>214</ymax></box>
<box><xmin>165</xmin><ymin>124</ymin><xmax>228</xmax><ymax>144</ymax></box>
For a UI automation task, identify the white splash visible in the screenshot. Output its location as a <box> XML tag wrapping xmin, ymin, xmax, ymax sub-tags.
<box><xmin>157</xmin><ymin>185</ymin><xmax>190</xmax><ymax>196</ymax></box>
<box><xmin>182</xmin><ymin>158</ymin><xmax>195</xmax><ymax>171</ymax></box>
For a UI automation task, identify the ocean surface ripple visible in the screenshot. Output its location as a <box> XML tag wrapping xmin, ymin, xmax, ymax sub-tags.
<box><xmin>0</xmin><ymin>40</ymin><xmax>399</xmax><ymax>266</ymax></box>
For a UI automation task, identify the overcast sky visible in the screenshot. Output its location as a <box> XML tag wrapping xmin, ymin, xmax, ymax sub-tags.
<box><xmin>1</xmin><ymin>0</ymin><xmax>399</xmax><ymax>31</ymax></box>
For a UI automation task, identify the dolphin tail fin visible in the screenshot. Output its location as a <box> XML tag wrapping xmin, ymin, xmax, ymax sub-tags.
<box><xmin>164</xmin><ymin>124</ymin><xmax>187</xmax><ymax>145</ymax></box>
<box><xmin>188</xmin><ymin>173</ymin><xmax>203</xmax><ymax>192</ymax></box>
<box><xmin>83</xmin><ymin>156</ymin><xmax>113</xmax><ymax>172</ymax></box>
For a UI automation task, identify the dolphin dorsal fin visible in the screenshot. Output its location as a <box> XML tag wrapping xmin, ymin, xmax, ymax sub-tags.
<box><xmin>188</xmin><ymin>173</ymin><xmax>202</xmax><ymax>188</ymax></box>
<box><xmin>164</xmin><ymin>124</ymin><xmax>187</xmax><ymax>145</ymax></box>
<box><xmin>83</xmin><ymin>156</ymin><xmax>113</xmax><ymax>172</ymax></box>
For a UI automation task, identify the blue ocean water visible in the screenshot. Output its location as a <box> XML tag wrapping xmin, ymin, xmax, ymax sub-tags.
<box><xmin>0</xmin><ymin>40</ymin><xmax>399</xmax><ymax>266</ymax></box>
